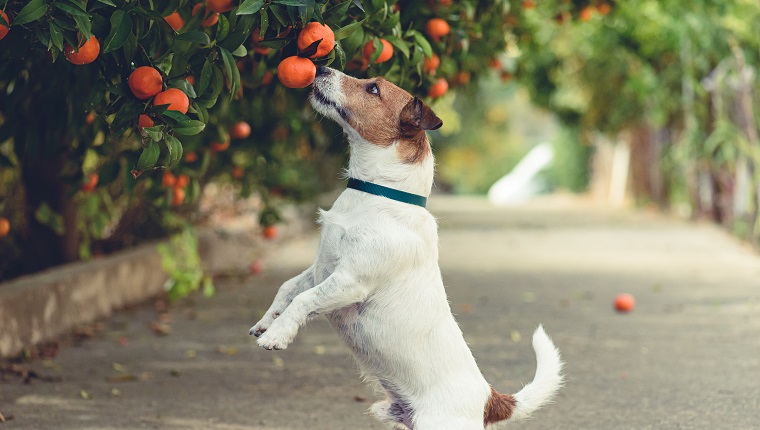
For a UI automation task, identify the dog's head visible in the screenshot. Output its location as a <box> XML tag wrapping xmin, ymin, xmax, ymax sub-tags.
<box><xmin>310</xmin><ymin>67</ymin><xmax>442</xmax><ymax>164</ymax></box>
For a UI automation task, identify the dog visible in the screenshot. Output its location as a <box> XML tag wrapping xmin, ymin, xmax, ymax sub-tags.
<box><xmin>250</xmin><ymin>66</ymin><xmax>564</xmax><ymax>429</ymax></box>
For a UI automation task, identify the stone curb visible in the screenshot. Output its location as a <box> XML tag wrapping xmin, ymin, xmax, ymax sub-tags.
<box><xmin>0</xmin><ymin>200</ymin><xmax>322</xmax><ymax>358</ymax></box>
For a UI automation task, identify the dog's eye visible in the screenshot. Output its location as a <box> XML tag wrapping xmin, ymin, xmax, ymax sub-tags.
<box><xmin>366</xmin><ymin>83</ymin><xmax>380</xmax><ymax>96</ymax></box>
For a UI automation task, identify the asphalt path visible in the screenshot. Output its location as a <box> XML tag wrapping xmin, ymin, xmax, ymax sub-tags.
<box><xmin>2</xmin><ymin>196</ymin><xmax>759</xmax><ymax>429</ymax></box>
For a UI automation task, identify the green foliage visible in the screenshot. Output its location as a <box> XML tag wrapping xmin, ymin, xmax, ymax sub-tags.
<box><xmin>157</xmin><ymin>228</ymin><xmax>214</xmax><ymax>300</ymax></box>
<box><xmin>0</xmin><ymin>0</ymin><xmax>513</xmax><ymax>281</ymax></box>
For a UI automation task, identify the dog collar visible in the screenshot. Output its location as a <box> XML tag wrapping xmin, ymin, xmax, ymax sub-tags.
<box><xmin>347</xmin><ymin>178</ymin><xmax>427</xmax><ymax>208</ymax></box>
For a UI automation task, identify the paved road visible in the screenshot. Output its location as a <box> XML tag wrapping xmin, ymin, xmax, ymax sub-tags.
<box><xmin>2</xmin><ymin>196</ymin><xmax>759</xmax><ymax>429</ymax></box>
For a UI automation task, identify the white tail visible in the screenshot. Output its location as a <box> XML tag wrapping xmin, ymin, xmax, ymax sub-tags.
<box><xmin>509</xmin><ymin>325</ymin><xmax>564</xmax><ymax>421</ymax></box>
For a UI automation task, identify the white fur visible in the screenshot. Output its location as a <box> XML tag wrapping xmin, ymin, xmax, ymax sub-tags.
<box><xmin>250</xmin><ymin>68</ymin><xmax>563</xmax><ymax>429</ymax></box>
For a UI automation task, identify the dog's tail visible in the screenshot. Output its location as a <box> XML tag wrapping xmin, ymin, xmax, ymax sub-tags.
<box><xmin>485</xmin><ymin>325</ymin><xmax>564</xmax><ymax>425</ymax></box>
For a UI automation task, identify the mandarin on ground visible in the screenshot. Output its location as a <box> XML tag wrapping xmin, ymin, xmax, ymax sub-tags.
<box><xmin>0</xmin><ymin>12</ymin><xmax>10</xmax><ymax>41</ymax></box>
<box><xmin>424</xmin><ymin>54</ymin><xmax>440</xmax><ymax>73</ymax></box>
<box><xmin>277</xmin><ymin>56</ymin><xmax>316</xmax><ymax>88</ymax></box>
<box><xmin>207</xmin><ymin>0</ymin><xmax>234</xmax><ymax>13</ymax></box>
<box><xmin>138</xmin><ymin>114</ymin><xmax>154</xmax><ymax>128</ymax></box>
<box><xmin>614</xmin><ymin>294</ymin><xmax>635</xmax><ymax>313</ymax></box>
<box><xmin>297</xmin><ymin>22</ymin><xmax>335</xmax><ymax>58</ymax></box>
<box><xmin>362</xmin><ymin>39</ymin><xmax>393</xmax><ymax>64</ymax></box>
<box><xmin>425</xmin><ymin>18</ymin><xmax>450</xmax><ymax>41</ymax></box>
<box><xmin>129</xmin><ymin>66</ymin><xmax>163</xmax><ymax>100</ymax></box>
<box><xmin>192</xmin><ymin>3</ymin><xmax>219</xmax><ymax>26</ymax></box>
<box><xmin>153</xmin><ymin>88</ymin><xmax>190</xmax><ymax>114</ymax></box>
<box><xmin>230</xmin><ymin>121</ymin><xmax>251</xmax><ymax>139</ymax></box>
<box><xmin>263</xmin><ymin>225</ymin><xmax>278</xmax><ymax>240</ymax></box>
<box><xmin>429</xmin><ymin>78</ymin><xmax>449</xmax><ymax>98</ymax></box>
<box><xmin>0</xmin><ymin>217</ymin><xmax>9</xmax><ymax>238</ymax></box>
<box><xmin>64</xmin><ymin>35</ymin><xmax>100</xmax><ymax>65</ymax></box>
<box><xmin>164</xmin><ymin>11</ymin><xmax>184</xmax><ymax>31</ymax></box>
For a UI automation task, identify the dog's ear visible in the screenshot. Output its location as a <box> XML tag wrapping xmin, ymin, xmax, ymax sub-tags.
<box><xmin>400</xmin><ymin>97</ymin><xmax>443</xmax><ymax>137</ymax></box>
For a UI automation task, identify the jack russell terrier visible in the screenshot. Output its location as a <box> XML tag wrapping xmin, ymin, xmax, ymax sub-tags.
<box><xmin>250</xmin><ymin>66</ymin><xmax>564</xmax><ymax>429</ymax></box>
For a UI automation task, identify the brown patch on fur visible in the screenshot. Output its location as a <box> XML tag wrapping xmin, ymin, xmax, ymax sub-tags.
<box><xmin>484</xmin><ymin>386</ymin><xmax>517</xmax><ymax>425</ymax></box>
<box><xmin>337</xmin><ymin>75</ymin><xmax>442</xmax><ymax>164</ymax></box>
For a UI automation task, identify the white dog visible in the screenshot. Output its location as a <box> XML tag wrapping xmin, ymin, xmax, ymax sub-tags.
<box><xmin>250</xmin><ymin>67</ymin><xmax>563</xmax><ymax>429</ymax></box>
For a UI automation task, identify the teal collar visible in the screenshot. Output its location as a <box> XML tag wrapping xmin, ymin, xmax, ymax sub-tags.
<box><xmin>347</xmin><ymin>178</ymin><xmax>427</xmax><ymax>208</ymax></box>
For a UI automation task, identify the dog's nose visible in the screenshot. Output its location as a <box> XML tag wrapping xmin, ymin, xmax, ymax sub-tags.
<box><xmin>316</xmin><ymin>66</ymin><xmax>330</xmax><ymax>77</ymax></box>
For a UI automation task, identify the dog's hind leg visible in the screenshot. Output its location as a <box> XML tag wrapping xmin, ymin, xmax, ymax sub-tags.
<box><xmin>249</xmin><ymin>264</ymin><xmax>315</xmax><ymax>337</ymax></box>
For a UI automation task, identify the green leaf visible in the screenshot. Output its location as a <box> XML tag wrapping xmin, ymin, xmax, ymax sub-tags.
<box><xmin>216</xmin><ymin>14</ymin><xmax>231</xmax><ymax>42</ymax></box>
<box><xmin>73</xmin><ymin>14</ymin><xmax>93</xmax><ymax>39</ymax></box>
<box><xmin>13</xmin><ymin>0</ymin><xmax>50</xmax><ymax>26</ymax></box>
<box><xmin>54</xmin><ymin>0</ymin><xmax>89</xmax><ymax>18</ymax></box>
<box><xmin>137</xmin><ymin>141</ymin><xmax>161</xmax><ymax>171</ymax></box>
<box><xmin>173</xmin><ymin>120</ymin><xmax>206</xmax><ymax>135</ymax></box>
<box><xmin>333</xmin><ymin>19</ymin><xmax>364</xmax><ymax>41</ymax></box>
<box><xmin>272</xmin><ymin>0</ymin><xmax>308</xmax><ymax>5</ymax></box>
<box><xmin>171</xmin><ymin>79</ymin><xmax>197</xmax><ymax>98</ymax></box>
<box><xmin>231</xmin><ymin>45</ymin><xmax>248</xmax><ymax>57</ymax></box>
<box><xmin>164</xmin><ymin>135</ymin><xmax>184</xmax><ymax>168</ymax></box>
<box><xmin>161</xmin><ymin>110</ymin><xmax>192</xmax><ymax>124</ymax></box>
<box><xmin>143</xmin><ymin>125</ymin><xmax>165</xmax><ymax>142</ymax></box>
<box><xmin>49</xmin><ymin>22</ymin><xmax>64</xmax><ymax>51</ymax></box>
<box><xmin>412</xmin><ymin>31</ymin><xmax>432</xmax><ymax>59</ymax></box>
<box><xmin>123</xmin><ymin>31</ymin><xmax>137</xmax><ymax>65</ymax></box>
<box><xmin>97</xmin><ymin>0</ymin><xmax>118</xmax><ymax>6</ymax></box>
<box><xmin>219</xmin><ymin>47</ymin><xmax>238</xmax><ymax>96</ymax></box>
<box><xmin>237</xmin><ymin>0</ymin><xmax>265</xmax><ymax>15</ymax></box>
<box><xmin>198</xmin><ymin>59</ymin><xmax>213</xmax><ymax>95</ymax></box>
<box><xmin>384</xmin><ymin>35</ymin><xmax>409</xmax><ymax>59</ymax></box>
<box><xmin>102</xmin><ymin>10</ymin><xmax>133</xmax><ymax>53</ymax></box>
<box><xmin>175</xmin><ymin>31</ymin><xmax>211</xmax><ymax>44</ymax></box>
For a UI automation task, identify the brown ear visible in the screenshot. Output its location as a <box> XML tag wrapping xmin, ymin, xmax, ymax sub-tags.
<box><xmin>400</xmin><ymin>97</ymin><xmax>443</xmax><ymax>137</ymax></box>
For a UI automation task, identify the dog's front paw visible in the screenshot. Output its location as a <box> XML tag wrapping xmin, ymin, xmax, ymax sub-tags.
<box><xmin>256</xmin><ymin>318</ymin><xmax>298</xmax><ymax>350</ymax></box>
<box><xmin>249</xmin><ymin>311</ymin><xmax>282</xmax><ymax>337</ymax></box>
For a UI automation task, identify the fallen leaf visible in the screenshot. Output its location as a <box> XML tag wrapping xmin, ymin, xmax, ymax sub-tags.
<box><xmin>110</xmin><ymin>388</ymin><xmax>122</xmax><ymax>397</ymax></box>
<box><xmin>149</xmin><ymin>321</ymin><xmax>171</xmax><ymax>336</ymax></box>
<box><xmin>313</xmin><ymin>345</ymin><xmax>326</xmax><ymax>355</ymax></box>
<box><xmin>118</xmin><ymin>336</ymin><xmax>129</xmax><ymax>346</ymax></box>
<box><xmin>510</xmin><ymin>330</ymin><xmax>522</xmax><ymax>343</ymax></box>
<box><xmin>185</xmin><ymin>349</ymin><xmax>197</xmax><ymax>359</ymax></box>
<box><xmin>353</xmin><ymin>395</ymin><xmax>368</xmax><ymax>402</ymax></box>
<box><xmin>169</xmin><ymin>369</ymin><xmax>180</xmax><ymax>377</ymax></box>
<box><xmin>272</xmin><ymin>356</ymin><xmax>285</xmax><ymax>368</ymax></box>
<box><xmin>80</xmin><ymin>389</ymin><xmax>93</xmax><ymax>400</ymax></box>
<box><xmin>112</xmin><ymin>363</ymin><xmax>129</xmax><ymax>373</ymax></box>
<box><xmin>106</xmin><ymin>374</ymin><xmax>137</xmax><ymax>383</ymax></box>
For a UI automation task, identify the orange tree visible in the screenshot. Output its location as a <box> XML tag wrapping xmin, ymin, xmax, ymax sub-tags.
<box><xmin>0</xmin><ymin>0</ymin><xmax>513</xmax><ymax>282</ymax></box>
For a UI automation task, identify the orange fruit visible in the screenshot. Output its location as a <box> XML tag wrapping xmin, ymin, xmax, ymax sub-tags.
<box><xmin>81</xmin><ymin>173</ymin><xmax>99</xmax><ymax>192</ymax></box>
<box><xmin>425</xmin><ymin>18</ymin><xmax>450</xmax><ymax>41</ymax></box>
<box><xmin>0</xmin><ymin>217</ymin><xmax>9</xmax><ymax>238</ymax></box>
<box><xmin>579</xmin><ymin>6</ymin><xmax>594</xmax><ymax>21</ymax></box>
<box><xmin>0</xmin><ymin>12</ymin><xmax>10</xmax><ymax>41</ymax></box>
<box><xmin>362</xmin><ymin>39</ymin><xmax>393</xmax><ymax>64</ymax></box>
<box><xmin>211</xmin><ymin>139</ymin><xmax>230</xmax><ymax>152</ymax></box>
<box><xmin>207</xmin><ymin>0</ymin><xmax>234</xmax><ymax>13</ymax></box>
<box><xmin>164</xmin><ymin>11</ymin><xmax>184</xmax><ymax>31</ymax></box>
<box><xmin>153</xmin><ymin>88</ymin><xmax>190</xmax><ymax>114</ymax></box>
<box><xmin>297</xmin><ymin>22</ymin><xmax>335</xmax><ymax>58</ymax></box>
<box><xmin>230</xmin><ymin>121</ymin><xmax>251</xmax><ymax>139</ymax></box>
<box><xmin>262</xmin><ymin>225</ymin><xmax>277</xmax><ymax>239</ymax></box>
<box><xmin>597</xmin><ymin>3</ymin><xmax>611</xmax><ymax>15</ymax></box>
<box><xmin>452</xmin><ymin>71</ymin><xmax>471</xmax><ymax>86</ymax></box>
<box><xmin>185</xmin><ymin>75</ymin><xmax>196</xmax><ymax>85</ymax></box>
<box><xmin>614</xmin><ymin>294</ymin><xmax>635</xmax><ymax>313</ymax></box>
<box><xmin>501</xmin><ymin>71</ymin><xmax>513</xmax><ymax>82</ymax></box>
<box><xmin>192</xmin><ymin>3</ymin><xmax>219</xmax><ymax>26</ymax></box>
<box><xmin>424</xmin><ymin>54</ymin><xmax>440</xmax><ymax>73</ymax></box>
<box><xmin>171</xmin><ymin>187</ymin><xmax>186</xmax><ymax>206</ymax></box>
<box><xmin>522</xmin><ymin>0</ymin><xmax>535</xmax><ymax>9</ymax></box>
<box><xmin>85</xmin><ymin>111</ymin><xmax>96</xmax><ymax>125</ymax></box>
<box><xmin>162</xmin><ymin>171</ymin><xmax>177</xmax><ymax>188</ymax></box>
<box><xmin>261</xmin><ymin>70</ymin><xmax>274</xmax><ymax>85</ymax></box>
<box><xmin>232</xmin><ymin>166</ymin><xmax>244</xmax><ymax>179</ymax></box>
<box><xmin>428</xmin><ymin>78</ymin><xmax>448</xmax><ymax>98</ymax></box>
<box><xmin>138</xmin><ymin>114</ymin><xmax>155</xmax><ymax>128</ymax></box>
<box><xmin>129</xmin><ymin>66</ymin><xmax>163</xmax><ymax>100</ymax></box>
<box><xmin>277</xmin><ymin>56</ymin><xmax>316</xmax><ymax>88</ymax></box>
<box><xmin>248</xmin><ymin>260</ymin><xmax>263</xmax><ymax>274</ymax></box>
<box><xmin>64</xmin><ymin>35</ymin><xmax>100</xmax><ymax>65</ymax></box>
<box><xmin>175</xmin><ymin>174</ymin><xmax>190</xmax><ymax>188</ymax></box>
<box><xmin>184</xmin><ymin>151</ymin><xmax>199</xmax><ymax>162</ymax></box>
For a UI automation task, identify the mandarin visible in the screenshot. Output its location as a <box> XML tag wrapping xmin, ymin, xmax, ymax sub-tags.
<box><xmin>164</xmin><ymin>11</ymin><xmax>184</xmax><ymax>31</ymax></box>
<box><xmin>362</xmin><ymin>39</ymin><xmax>393</xmax><ymax>64</ymax></box>
<box><xmin>297</xmin><ymin>22</ymin><xmax>335</xmax><ymax>58</ymax></box>
<box><xmin>429</xmin><ymin>78</ymin><xmax>448</xmax><ymax>98</ymax></box>
<box><xmin>153</xmin><ymin>88</ymin><xmax>190</xmax><ymax>114</ymax></box>
<box><xmin>425</xmin><ymin>18</ymin><xmax>450</xmax><ymax>41</ymax></box>
<box><xmin>129</xmin><ymin>66</ymin><xmax>163</xmax><ymax>100</ymax></box>
<box><xmin>192</xmin><ymin>3</ymin><xmax>219</xmax><ymax>26</ymax></box>
<box><xmin>64</xmin><ymin>35</ymin><xmax>100</xmax><ymax>65</ymax></box>
<box><xmin>277</xmin><ymin>56</ymin><xmax>316</xmax><ymax>88</ymax></box>
<box><xmin>0</xmin><ymin>217</ymin><xmax>9</xmax><ymax>238</ymax></box>
<box><xmin>207</xmin><ymin>0</ymin><xmax>234</xmax><ymax>13</ymax></box>
<box><xmin>0</xmin><ymin>12</ymin><xmax>10</xmax><ymax>41</ymax></box>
